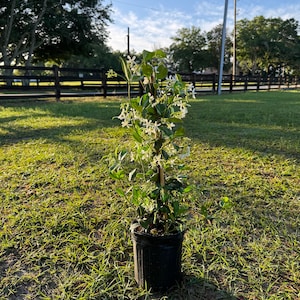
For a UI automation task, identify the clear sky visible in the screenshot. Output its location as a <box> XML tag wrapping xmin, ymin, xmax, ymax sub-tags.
<box><xmin>103</xmin><ymin>0</ymin><xmax>300</xmax><ymax>53</ymax></box>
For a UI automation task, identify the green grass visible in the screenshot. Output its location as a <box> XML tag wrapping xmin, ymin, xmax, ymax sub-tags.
<box><xmin>0</xmin><ymin>91</ymin><xmax>299</xmax><ymax>299</ymax></box>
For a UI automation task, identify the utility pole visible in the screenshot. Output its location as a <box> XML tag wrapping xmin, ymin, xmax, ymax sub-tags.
<box><xmin>218</xmin><ymin>0</ymin><xmax>229</xmax><ymax>95</ymax></box>
<box><xmin>233</xmin><ymin>0</ymin><xmax>237</xmax><ymax>78</ymax></box>
<box><xmin>127</xmin><ymin>27</ymin><xmax>130</xmax><ymax>56</ymax></box>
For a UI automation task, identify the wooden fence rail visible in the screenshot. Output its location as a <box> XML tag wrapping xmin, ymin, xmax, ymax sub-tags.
<box><xmin>0</xmin><ymin>65</ymin><xmax>299</xmax><ymax>100</ymax></box>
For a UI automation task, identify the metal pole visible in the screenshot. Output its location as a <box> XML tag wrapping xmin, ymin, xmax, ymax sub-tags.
<box><xmin>218</xmin><ymin>0</ymin><xmax>229</xmax><ymax>95</ymax></box>
<box><xmin>127</xmin><ymin>27</ymin><xmax>130</xmax><ymax>56</ymax></box>
<box><xmin>233</xmin><ymin>0</ymin><xmax>237</xmax><ymax>78</ymax></box>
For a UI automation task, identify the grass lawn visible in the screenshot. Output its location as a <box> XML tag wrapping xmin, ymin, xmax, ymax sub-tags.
<box><xmin>0</xmin><ymin>91</ymin><xmax>299</xmax><ymax>299</ymax></box>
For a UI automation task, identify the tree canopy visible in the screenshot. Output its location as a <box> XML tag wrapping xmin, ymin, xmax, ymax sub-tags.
<box><xmin>236</xmin><ymin>16</ymin><xmax>300</xmax><ymax>75</ymax></box>
<box><xmin>0</xmin><ymin>0</ymin><xmax>112</xmax><ymax>66</ymax></box>
<box><xmin>170</xmin><ymin>26</ymin><xmax>208</xmax><ymax>73</ymax></box>
<box><xmin>1</xmin><ymin>3</ymin><xmax>299</xmax><ymax>77</ymax></box>
<box><xmin>169</xmin><ymin>25</ymin><xmax>232</xmax><ymax>73</ymax></box>
<box><xmin>206</xmin><ymin>24</ymin><xmax>232</xmax><ymax>73</ymax></box>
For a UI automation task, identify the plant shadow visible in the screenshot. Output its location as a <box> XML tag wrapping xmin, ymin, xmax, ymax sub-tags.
<box><xmin>141</xmin><ymin>274</ymin><xmax>239</xmax><ymax>300</ymax></box>
<box><xmin>2</xmin><ymin>94</ymin><xmax>299</xmax><ymax>163</ymax></box>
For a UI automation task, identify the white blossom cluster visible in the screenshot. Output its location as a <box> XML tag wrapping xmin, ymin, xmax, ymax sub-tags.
<box><xmin>117</xmin><ymin>94</ymin><xmax>190</xmax><ymax>169</ymax></box>
<box><xmin>114</xmin><ymin>53</ymin><xmax>192</xmax><ymax>173</ymax></box>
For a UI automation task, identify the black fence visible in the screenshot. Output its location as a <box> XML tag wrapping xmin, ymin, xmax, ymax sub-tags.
<box><xmin>0</xmin><ymin>65</ymin><xmax>299</xmax><ymax>100</ymax></box>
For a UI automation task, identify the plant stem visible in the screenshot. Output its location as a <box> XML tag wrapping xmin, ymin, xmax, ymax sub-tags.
<box><xmin>158</xmin><ymin>165</ymin><xmax>165</xmax><ymax>187</ymax></box>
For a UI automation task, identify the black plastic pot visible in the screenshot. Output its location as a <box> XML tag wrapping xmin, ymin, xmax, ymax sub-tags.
<box><xmin>131</xmin><ymin>230</ymin><xmax>184</xmax><ymax>292</ymax></box>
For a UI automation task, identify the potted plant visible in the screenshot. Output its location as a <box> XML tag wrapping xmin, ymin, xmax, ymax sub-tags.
<box><xmin>109</xmin><ymin>50</ymin><xmax>192</xmax><ymax>292</ymax></box>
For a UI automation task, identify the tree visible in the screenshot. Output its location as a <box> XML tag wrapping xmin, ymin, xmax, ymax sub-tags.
<box><xmin>61</xmin><ymin>44</ymin><xmax>122</xmax><ymax>70</ymax></box>
<box><xmin>206</xmin><ymin>24</ymin><xmax>232</xmax><ymax>73</ymax></box>
<box><xmin>169</xmin><ymin>26</ymin><xmax>207</xmax><ymax>73</ymax></box>
<box><xmin>236</xmin><ymin>16</ymin><xmax>299</xmax><ymax>75</ymax></box>
<box><xmin>289</xmin><ymin>36</ymin><xmax>300</xmax><ymax>75</ymax></box>
<box><xmin>0</xmin><ymin>0</ymin><xmax>112</xmax><ymax>67</ymax></box>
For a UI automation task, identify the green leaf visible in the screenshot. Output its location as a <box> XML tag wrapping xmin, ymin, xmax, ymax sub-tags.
<box><xmin>165</xmin><ymin>178</ymin><xmax>183</xmax><ymax>191</ymax></box>
<box><xmin>120</xmin><ymin>57</ymin><xmax>131</xmax><ymax>82</ymax></box>
<box><xmin>156</xmin><ymin>63</ymin><xmax>168</xmax><ymax>80</ymax></box>
<box><xmin>141</xmin><ymin>94</ymin><xmax>150</xmax><ymax>108</ymax></box>
<box><xmin>130</xmin><ymin>97</ymin><xmax>142</xmax><ymax>112</ymax></box>
<box><xmin>149</xmin><ymin>188</ymin><xmax>160</xmax><ymax>199</ymax></box>
<box><xmin>174</xmin><ymin>126</ymin><xmax>185</xmax><ymax>137</ymax></box>
<box><xmin>162</xmin><ymin>149</ymin><xmax>169</xmax><ymax>160</ymax></box>
<box><xmin>200</xmin><ymin>205</ymin><xmax>208</xmax><ymax>219</ymax></box>
<box><xmin>173</xmin><ymin>143</ymin><xmax>180</xmax><ymax>151</ymax></box>
<box><xmin>160</xmin><ymin>205</ymin><xmax>170</xmax><ymax>213</ymax></box>
<box><xmin>142</xmin><ymin>50</ymin><xmax>155</xmax><ymax>61</ymax></box>
<box><xmin>154</xmin><ymin>139</ymin><xmax>163</xmax><ymax>151</ymax></box>
<box><xmin>168</xmin><ymin>117</ymin><xmax>182</xmax><ymax>124</ymax></box>
<box><xmin>150</xmin><ymin>173</ymin><xmax>159</xmax><ymax>183</ymax></box>
<box><xmin>160</xmin><ymin>126</ymin><xmax>173</xmax><ymax>137</ymax></box>
<box><xmin>116</xmin><ymin>188</ymin><xmax>125</xmax><ymax>197</ymax></box>
<box><xmin>175</xmin><ymin>73</ymin><xmax>182</xmax><ymax>81</ymax></box>
<box><xmin>133</xmin><ymin>127</ymin><xmax>143</xmax><ymax>143</ymax></box>
<box><xmin>142</xmin><ymin>63</ymin><xmax>153</xmax><ymax>77</ymax></box>
<box><xmin>155</xmin><ymin>103</ymin><xmax>166</xmax><ymax>116</ymax></box>
<box><xmin>109</xmin><ymin>170</ymin><xmax>125</xmax><ymax>180</ymax></box>
<box><xmin>183</xmin><ymin>185</ymin><xmax>193</xmax><ymax>193</ymax></box>
<box><xmin>132</xmin><ymin>187</ymin><xmax>141</xmax><ymax>205</ymax></box>
<box><xmin>220</xmin><ymin>197</ymin><xmax>233</xmax><ymax>209</ymax></box>
<box><xmin>173</xmin><ymin>201</ymin><xmax>180</xmax><ymax>215</ymax></box>
<box><xmin>154</xmin><ymin>49</ymin><xmax>167</xmax><ymax>58</ymax></box>
<box><xmin>137</xmin><ymin>205</ymin><xmax>146</xmax><ymax>216</ymax></box>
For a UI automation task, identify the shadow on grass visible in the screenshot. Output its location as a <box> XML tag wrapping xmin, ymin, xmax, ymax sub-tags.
<box><xmin>0</xmin><ymin>99</ymin><xmax>121</xmax><ymax>147</ymax></box>
<box><xmin>143</xmin><ymin>275</ymin><xmax>238</xmax><ymax>300</ymax></box>
<box><xmin>185</xmin><ymin>95</ymin><xmax>300</xmax><ymax>162</ymax></box>
<box><xmin>1</xmin><ymin>94</ymin><xmax>299</xmax><ymax>162</ymax></box>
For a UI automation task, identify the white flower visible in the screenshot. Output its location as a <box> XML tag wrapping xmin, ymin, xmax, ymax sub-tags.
<box><xmin>151</xmin><ymin>154</ymin><xmax>163</xmax><ymax>168</ymax></box>
<box><xmin>130</xmin><ymin>152</ymin><xmax>135</xmax><ymax>162</ymax></box>
<box><xmin>118</xmin><ymin>109</ymin><xmax>127</xmax><ymax>121</ymax></box>
<box><xmin>127</xmin><ymin>55</ymin><xmax>136</xmax><ymax>65</ymax></box>
<box><xmin>149</xmin><ymin>95</ymin><xmax>158</xmax><ymax>107</ymax></box>
<box><xmin>166</xmin><ymin>122</ymin><xmax>175</xmax><ymax>130</ymax></box>
<box><xmin>140</xmin><ymin>149</ymin><xmax>151</xmax><ymax>161</ymax></box>
<box><xmin>121</xmin><ymin>119</ymin><xmax>131</xmax><ymax>128</ymax></box>
<box><xmin>118</xmin><ymin>103</ymin><xmax>131</xmax><ymax>120</ymax></box>
<box><xmin>175</xmin><ymin>100</ymin><xmax>189</xmax><ymax>119</ymax></box>
<box><xmin>143</xmin><ymin>120</ymin><xmax>161</xmax><ymax>135</ymax></box>
<box><xmin>106</xmin><ymin>69</ymin><xmax>118</xmax><ymax>78</ymax></box>
<box><xmin>143</xmin><ymin>77</ymin><xmax>149</xmax><ymax>85</ymax></box>
<box><xmin>188</xmin><ymin>83</ymin><xmax>196</xmax><ymax>99</ymax></box>
<box><xmin>152</xmin><ymin>121</ymin><xmax>161</xmax><ymax>131</ymax></box>
<box><xmin>143</xmin><ymin>119</ymin><xmax>152</xmax><ymax>128</ymax></box>
<box><xmin>179</xmin><ymin>106</ymin><xmax>188</xmax><ymax>118</ymax></box>
<box><xmin>127</xmin><ymin>55</ymin><xmax>139</xmax><ymax>73</ymax></box>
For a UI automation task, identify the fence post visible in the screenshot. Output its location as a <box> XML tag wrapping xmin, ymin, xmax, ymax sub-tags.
<box><xmin>53</xmin><ymin>65</ymin><xmax>60</xmax><ymax>101</ymax></box>
<box><xmin>139</xmin><ymin>80</ymin><xmax>144</xmax><ymax>97</ymax></box>
<box><xmin>102</xmin><ymin>69</ymin><xmax>107</xmax><ymax>98</ymax></box>
<box><xmin>229</xmin><ymin>74</ymin><xmax>233</xmax><ymax>93</ymax></box>
<box><xmin>243</xmin><ymin>76</ymin><xmax>248</xmax><ymax>92</ymax></box>
<box><xmin>268</xmin><ymin>76</ymin><xmax>272</xmax><ymax>90</ymax></box>
<box><xmin>279</xmin><ymin>75</ymin><xmax>282</xmax><ymax>89</ymax></box>
<box><xmin>212</xmin><ymin>73</ymin><xmax>216</xmax><ymax>93</ymax></box>
<box><xmin>256</xmin><ymin>75</ymin><xmax>260</xmax><ymax>92</ymax></box>
<box><xmin>192</xmin><ymin>73</ymin><xmax>196</xmax><ymax>90</ymax></box>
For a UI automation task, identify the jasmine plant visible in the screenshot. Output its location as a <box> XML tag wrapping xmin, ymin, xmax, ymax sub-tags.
<box><xmin>109</xmin><ymin>50</ymin><xmax>193</xmax><ymax>235</ymax></box>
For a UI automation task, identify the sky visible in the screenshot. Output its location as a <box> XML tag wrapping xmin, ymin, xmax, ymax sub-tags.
<box><xmin>103</xmin><ymin>0</ymin><xmax>300</xmax><ymax>53</ymax></box>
